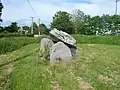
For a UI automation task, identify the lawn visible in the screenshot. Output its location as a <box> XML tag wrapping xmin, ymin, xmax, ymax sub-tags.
<box><xmin>0</xmin><ymin>43</ymin><xmax>39</xmax><ymax>90</ymax></box>
<box><xmin>9</xmin><ymin>44</ymin><xmax>120</xmax><ymax>90</ymax></box>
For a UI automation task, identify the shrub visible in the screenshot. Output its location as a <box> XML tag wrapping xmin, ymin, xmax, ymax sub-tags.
<box><xmin>0</xmin><ymin>33</ymin><xmax>34</xmax><ymax>38</ymax></box>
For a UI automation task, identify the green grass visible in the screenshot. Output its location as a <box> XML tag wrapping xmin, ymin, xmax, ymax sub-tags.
<box><xmin>1</xmin><ymin>35</ymin><xmax>120</xmax><ymax>90</ymax></box>
<box><xmin>73</xmin><ymin>35</ymin><xmax>120</xmax><ymax>46</ymax></box>
<box><xmin>0</xmin><ymin>43</ymin><xmax>39</xmax><ymax>90</ymax></box>
<box><xmin>1</xmin><ymin>35</ymin><xmax>120</xmax><ymax>54</ymax></box>
<box><xmin>10</xmin><ymin>44</ymin><xmax>120</xmax><ymax>90</ymax></box>
<box><xmin>0</xmin><ymin>37</ymin><xmax>40</xmax><ymax>54</ymax></box>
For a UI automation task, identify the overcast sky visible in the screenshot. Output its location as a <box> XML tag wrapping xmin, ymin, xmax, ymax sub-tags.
<box><xmin>1</xmin><ymin>0</ymin><xmax>120</xmax><ymax>27</ymax></box>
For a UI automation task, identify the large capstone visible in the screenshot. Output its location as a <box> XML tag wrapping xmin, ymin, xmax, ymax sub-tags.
<box><xmin>49</xmin><ymin>28</ymin><xmax>76</xmax><ymax>48</ymax></box>
<box><xmin>50</xmin><ymin>42</ymin><xmax>72</xmax><ymax>63</ymax></box>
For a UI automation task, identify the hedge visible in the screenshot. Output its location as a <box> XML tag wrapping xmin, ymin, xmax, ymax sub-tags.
<box><xmin>0</xmin><ymin>33</ymin><xmax>34</xmax><ymax>38</ymax></box>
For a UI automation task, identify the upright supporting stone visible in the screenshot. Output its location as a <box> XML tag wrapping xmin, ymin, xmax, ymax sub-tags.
<box><xmin>70</xmin><ymin>47</ymin><xmax>80</xmax><ymax>59</ymax></box>
<box><xmin>50</xmin><ymin>42</ymin><xmax>72</xmax><ymax>63</ymax></box>
<box><xmin>40</xmin><ymin>38</ymin><xmax>54</xmax><ymax>52</ymax></box>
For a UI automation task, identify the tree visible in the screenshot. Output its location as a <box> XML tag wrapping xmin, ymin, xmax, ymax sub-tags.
<box><xmin>5</xmin><ymin>22</ymin><xmax>19</xmax><ymax>33</ymax></box>
<box><xmin>84</xmin><ymin>15</ymin><xmax>94</xmax><ymax>35</ymax></box>
<box><xmin>0</xmin><ymin>26</ymin><xmax>4</xmax><ymax>32</ymax></box>
<box><xmin>100</xmin><ymin>15</ymin><xmax>112</xmax><ymax>34</ymax></box>
<box><xmin>71</xmin><ymin>9</ymin><xmax>85</xmax><ymax>34</ymax></box>
<box><xmin>22</xmin><ymin>26</ymin><xmax>30</xmax><ymax>33</ymax></box>
<box><xmin>32</xmin><ymin>22</ymin><xmax>38</xmax><ymax>34</ymax></box>
<box><xmin>90</xmin><ymin>16</ymin><xmax>102</xmax><ymax>35</ymax></box>
<box><xmin>100</xmin><ymin>15</ymin><xmax>120</xmax><ymax>35</ymax></box>
<box><xmin>39</xmin><ymin>23</ymin><xmax>49</xmax><ymax>35</ymax></box>
<box><xmin>111</xmin><ymin>15</ymin><xmax>120</xmax><ymax>35</ymax></box>
<box><xmin>51</xmin><ymin>11</ymin><xmax>74</xmax><ymax>34</ymax></box>
<box><xmin>10</xmin><ymin>22</ymin><xmax>19</xmax><ymax>32</ymax></box>
<box><xmin>0</xmin><ymin>2</ymin><xmax>3</xmax><ymax>22</ymax></box>
<box><xmin>23</xmin><ymin>26</ymin><xmax>30</xmax><ymax>31</ymax></box>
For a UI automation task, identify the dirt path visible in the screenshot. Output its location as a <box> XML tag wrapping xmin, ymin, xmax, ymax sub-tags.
<box><xmin>0</xmin><ymin>62</ymin><xmax>15</xmax><ymax>90</ymax></box>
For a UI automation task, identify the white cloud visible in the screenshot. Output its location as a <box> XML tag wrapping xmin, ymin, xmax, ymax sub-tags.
<box><xmin>1</xmin><ymin>0</ymin><xmax>120</xmax><ymax>26</ymax></box>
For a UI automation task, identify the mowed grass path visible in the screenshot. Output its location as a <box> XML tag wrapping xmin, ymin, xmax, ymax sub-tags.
<box><xmin>0</xmin><ymin>43</ymin><xmax>39</xmax><ymax>90</ymax></box>
<box><xmin>10</xmin><ymin>44</ymin><xmax>120</xmax><ymax>90</ymax></box>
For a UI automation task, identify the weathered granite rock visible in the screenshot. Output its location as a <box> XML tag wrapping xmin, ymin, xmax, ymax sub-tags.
<box><xmin>40</xmin><ymin>38</ymin><xmax>54</xmax><ymax>52</ymax></box>
<box><xmin>70</xmin><ymin>48</ymin><xmax>80</xmax><ymax>59</ymax></box>
<box><xmin>50</xmin><ymin>42</ymin><xmax>72</xmax><ymax>63</ymax></box>
<box><xmin>49</xmin><ymin>28</ymin><xmax>76</xmax><ymax>48</ymax></box>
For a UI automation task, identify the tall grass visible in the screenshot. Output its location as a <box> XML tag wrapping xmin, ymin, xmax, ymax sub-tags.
<box><xmin>0</xmin><ymin>37</ymin><xmax>40</xmax><ymax>54</ymax></box>
<box><xmin>0</xmin><ymin>35</ymin><xmax>120</xmax><ymax>54</ymax></box>
<box><xmin>73</xmin><ymin>35</ymin><xmax>120</xmax><ymax>46</ymax></box>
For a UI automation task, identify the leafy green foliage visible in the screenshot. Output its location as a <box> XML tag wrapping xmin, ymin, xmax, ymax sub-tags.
<box><xmin>0</xmin><ymin>22</ymin><xmax>19</xmax><ymax>33</ymax></box>
<box><xmin>0</xmin><ymin>26</ymin><xmax>4</xmax><ymax>32</ymax></box>
<box><xmin>83</xmin><ymin>14</ymin><xmax>120</xmax><ymax>35</ymax></box>
<box><xmin>71</xmin><ymin>9</ymin><xmax>120</xmax><ymax>35</ymax></box>
<box><xmin>22</xmin><ymin>26</ymin><xmax>30</xmax><ymax>33</ymax></box>
<box><xmin>39</xmin><ymin>23</ymin><xmax>49</xmax><ymax>35</ymax></box>
<box><xmin>0</xmin><ymin>2</ymin><xmax>3</xmax><ymax>22</ymax></box>
<box><xmin>22</xmin><ymin>26</ymin><xmax>30</xmax><ymax>31</ymax></box>
<box><xmin>32</xmin><ymin>22</ymin><xmax>39</xmax><ymax>34</ymax></box>
<box><xmin>50</xmin><ymin>10</ymin><xmax>120</xmax><ymax>35</ymax></box>
<box><xmin>0</xmin><ymin>33</ymin><xmax>34</xmax><ymax>38</ymax></box>
<box><xmin>5</xmin><ymin>22</ymin><xmax>19</xmax><ymax>33</ymax></box>
<box><xmin>71</xmin><ymin>9</ymin><xmax>85</xmax><ymax>34</ymax></box>
<box><xmin>0</xmin><ymin>22</ymin><xmax>49</xmax><ymax>35</ymax></box>
<box><xmin>51</xmin><ymin>11</ymin><xmax>74</xmax><ymax>34</ymax></box>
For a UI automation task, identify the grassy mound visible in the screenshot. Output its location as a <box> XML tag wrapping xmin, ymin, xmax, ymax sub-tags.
<box><xmin>10</xmin><ymin>44</ymin><xmax>120</xmax><ymax>90</ymax></box>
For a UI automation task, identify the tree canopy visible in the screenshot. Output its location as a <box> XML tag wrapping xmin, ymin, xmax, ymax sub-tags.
<box><xmin>0</xmin><ymin>9</ymin><xmax>120</xmax><ymax>36</ymax></box>
<box><xmin>51</xmin><ymin>10</ymin><xmax>120</xmax><ymax>35</ymax></box>
<box><xmin>4</xmin><ymin>22</ymin><xmax>19</xmax><ymax>33</ymax></box>
<box><xmin>51</xmin><ymin>11</ymin><xmax>74</xmax><ymax>34</ymax></box>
